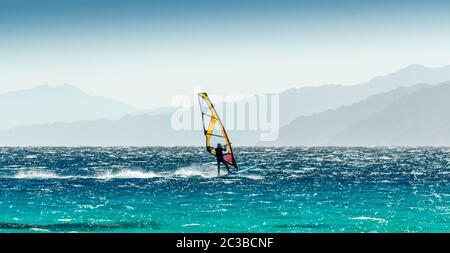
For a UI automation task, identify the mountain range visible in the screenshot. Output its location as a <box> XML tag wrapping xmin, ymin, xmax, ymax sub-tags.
<box><xmin>1</xmin><ymin>64</ymin><xmax>450</xmax><ymax>146</ymax></box>
<box><xmin>0</xmin><ymin>84</ymin><xmax>136</xmax><ymax>130</ymax></box>
<box><xmin>268</xmin><ymin>82</ymin><xmax>450</xmax><ymax>146</ymax></box>
<box><xmin>277</xmin><ymin>64</ymin><xmax>450</xmax><ymax>126</ymax></box>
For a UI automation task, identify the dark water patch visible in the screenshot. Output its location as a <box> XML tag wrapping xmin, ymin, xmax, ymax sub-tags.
<box><xmin>0</xmin><ymin>221</ymin><xmax>161</xmax><ymax>231</ymax></box>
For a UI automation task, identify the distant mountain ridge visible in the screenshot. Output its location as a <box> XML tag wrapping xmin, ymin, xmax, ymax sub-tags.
<box><xmin>0</xmin><ymin>113</ymin><xmax>261</xmax><ymax>146</ymax></box>
<box><xmin>277</xmin><ymin>64</ymin><xmax>450</xmax><ymax>126</ymax></box>
<box><xmin>2</xmin><ymin>82</ymin><xmax>450</xmax><ymax>147</ymax></box>
<box><xmin>2</xmin><ymin>65</ymin><xmax>450</xmax><ymax>146</ymax></box>
<box><xmin>0</xmin><ymin>84</ymin><xmax>136</xmax><ymax>130</ymax></box>
<box><xmin>268</xmin><ymin>82</ymin><xmax>450</xmax><ymax>146</ymax></box>
<box><xmin>328</xmin><ymin>83</ymin><xmax>450</xmax><ymax>146</ymax></box>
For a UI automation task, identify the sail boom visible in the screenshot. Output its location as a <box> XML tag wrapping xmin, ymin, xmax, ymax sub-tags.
<box><xmin>201</xmin><ymin>113</ymin><xmax>217</xmax><ymax>120</ymax></box>
<box><xmin>205</xmin><ymin>132</ymin><xmax>226</xmax><ymax>138</ymax></box>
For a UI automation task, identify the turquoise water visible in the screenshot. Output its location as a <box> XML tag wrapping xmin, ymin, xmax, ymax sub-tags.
<box><xmin>0</xmin><ymin>147</ymin><xmax>449</xmax><ymax>233</ymax></box>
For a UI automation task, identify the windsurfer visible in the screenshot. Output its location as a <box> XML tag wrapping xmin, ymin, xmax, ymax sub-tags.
<box><xmin>208</xmin><ymin>143</ymin><xmax>231</xmax><ymax>176</ymax></box>
<box><xmin>198</xmin><ymin>92</ymin><xmax>238</xmax><ymax>175</ymax></box>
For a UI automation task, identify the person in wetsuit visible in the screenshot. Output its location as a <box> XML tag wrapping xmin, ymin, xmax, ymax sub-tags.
<box><xmin>208</xmin><ymin>143</ymin><xmax>231</xmax><ymax>176</ymax></box>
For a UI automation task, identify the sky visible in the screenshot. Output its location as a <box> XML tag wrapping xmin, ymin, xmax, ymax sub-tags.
<box><xmin>1</xmin><ymin>0</ymin><xmax>450</xmax><ymax>109</ymax></box>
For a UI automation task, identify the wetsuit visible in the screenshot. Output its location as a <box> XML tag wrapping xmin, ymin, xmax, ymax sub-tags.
<box><xmin>212</xmin><ymin>146</ymin><xmax>231</xmax><ymax>175</ymax></box>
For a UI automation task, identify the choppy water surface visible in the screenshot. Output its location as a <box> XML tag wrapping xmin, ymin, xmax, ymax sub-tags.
<box><xmin>0</xmin><ymin>147</ymin><xmax>449</xmax><ymax>232</ymax></box>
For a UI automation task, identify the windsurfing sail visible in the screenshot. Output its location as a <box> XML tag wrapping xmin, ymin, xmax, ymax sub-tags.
<box><xmin>198</xmin><ymin>92</ymin><xmax>238</xmax><ymax>169</ymax></box>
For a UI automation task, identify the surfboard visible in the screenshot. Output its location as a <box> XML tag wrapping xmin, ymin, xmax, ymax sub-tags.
<box><xmin>216</xmin><ymin>167</ymin><xmax>253</xmax><ymax>178</ymax></box>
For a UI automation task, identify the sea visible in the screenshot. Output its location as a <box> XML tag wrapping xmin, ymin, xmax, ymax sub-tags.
<box><xmin>0</xmin><ymin>147</ymin><xmax>449</xmax><ymax>233</ymax></box>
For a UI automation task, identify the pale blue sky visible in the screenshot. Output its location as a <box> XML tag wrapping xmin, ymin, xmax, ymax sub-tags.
<box><xmin>1</xmin><ymin>0</ymin><xmax>450</xmax><ymax>108</ymax></box>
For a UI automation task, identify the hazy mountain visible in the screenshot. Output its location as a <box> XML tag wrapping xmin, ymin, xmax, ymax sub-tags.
<box><xmin>0</xmin><ymin>84</ymin><xmax>136</xmax><ymax>130</ymax></box>
<box><xmin>278</xmin><ymin>64</ymin><xmax>450</xmax><ymax>126</ymax></box>
<box><xmin>329</xmin><ymin>83</ymin><xmax>450</xmax><ymax>146</ymax></box>
<box><xmin>2</xmin><ymin>65</ymin><xmax>450</xmax><ymax>146</ymax></box>
<box><xmin>2</xmin><ymin>83</ymin><xmax>450</xmax><ymax>147</ymax></box>
<box><xmin>4</xmin><ymin>64</ymin><xmax>450</xmax><ymax>132</ymax></box>
<box><xmin>268</xmin><ymin>82</ymin><xmax>450</xmax><ymax>146</ymax></box>
<box><xmin>0</xmin><ymin>113</ymin><xmax>261</xmax><ymax>146</ymax></box>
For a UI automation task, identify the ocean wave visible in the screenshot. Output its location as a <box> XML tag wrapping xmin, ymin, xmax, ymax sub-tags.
<box><xmin>97</xmin><ymin>165</ymin><xmax>217</xmax><ymax>179</ymax></box>
<box><xmin>96</xmin><ymin>169</ymin><xmax>161</xmax><ymax>179</ymax></box>
<box><xmin>349</xmin><ymin>216</ymin><xmax>387</xmax><ymax>223</ymax></box>
<box><xmin>11</xmin><ymin>170</ymin><xmax>72</xmax><ymax>179</ymax></box>
<box><xmin>182</xmin><ymin>223</ymin><xmax>202</xmax><ymax>227</ymax></box>
<box><xmin>4</xmin><ymin>165</ymin><xmax>226</xmax><ymax>180</ymax></box>
<box><xmin>241</xmin><ymin>174</ymin><xmax>264</xmax><ymax>180</ymax></box>
<box><xmin>78</xmin><ymin>204</ymin><xmax>105</xmax><ymax>210</ymax></box>
<box><xmin>172</xmin><ymin>165</ymin><xmax>217</xmax><ymax>178</ymax></box>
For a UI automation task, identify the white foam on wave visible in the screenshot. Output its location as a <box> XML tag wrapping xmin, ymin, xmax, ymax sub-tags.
<box><xmin>349</xmin><ymin>216</ymin><xmax>387</xmax><ymax>223</ymax></box>
<box><xmin>7</xmin><ymin>168</ymin><xmax>162</xmax><ymax>180</ymax></box>
<box><xmin>241</xmin><ymin>174</ymin><xmax>264</xmax><ymax>180</ymax></box>
<box><xmin>411</xmin><ymin>170</ymin><xmax>425</xmax><ymax>176</ymax></box>
<box><xmin>78</xmin><ymin>204</ymin><xmax>105</xmax><ymax>210</ymax></box>
<box><xmin>97</xmin><ymin>165</ymin><xmax>217</xmax><ymax>179</ymax></box>
<box><xmin>30</xmin><ymin>228</ymin><xmax>51</xmax><ymax>232</ymax></box>
<box><xmin>12</xmin><ymin>170</ymin><xmax>71</xmax><ymax>179</ymax></box>
<box><xmin>172</xmin><ymin>165</ymin><xmax>217</xmax><ymax>178</ymax></box>
<box><xmin>57</xmin><ymin>218</ymin><xmax>72</xmax><ymax>222</ymax></box>
<box><xmin>5</xmin><ymin>164</ymin><xmax>257</xmax><ymax>181</ymax></box>
<box><xmin>282</xmin><ymin>167</ymin><xmax>316</xmax><ymax>174</ymax></box>
<box><xmin>96</xmin><ymin>169</ymin><xmax>161</xmax><ymax>179</ymax></box>
<box><xmin>182</xmin><ymin>223</ymin><xmax>202</xmax><ymax>227</ymax></box>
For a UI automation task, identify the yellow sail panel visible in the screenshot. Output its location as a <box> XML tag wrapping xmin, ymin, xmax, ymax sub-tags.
<box><xmin>198</xmin><ymin>92</ymin><xmax>237</xmax><ymax>168</ymax></box>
